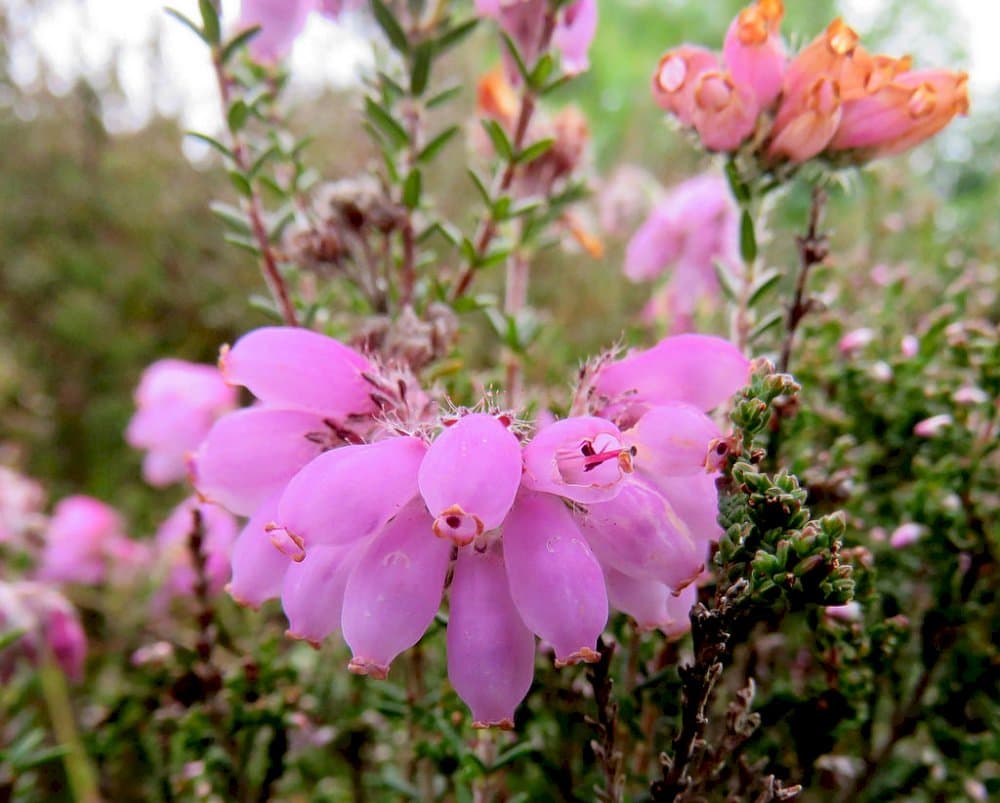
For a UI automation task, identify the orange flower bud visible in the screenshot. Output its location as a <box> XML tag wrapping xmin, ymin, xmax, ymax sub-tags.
<box><xmin>477</xmin><ymin>67</ymin><xmax>519</xmax><ymax>128</ymax></box>
<box><xmin>691</xmin><ymin>70</ymin><xmax>759</xmax><ymax>152</ymax></box>
<box><xmin>768</xmin><ymin>76</ymin><xmax>842</xmax><ymax>163</ymax></box>
<box><xmin>652</xmin><ymin>45</ymin><xmax>720</xmax><ymax>126</ymax></box>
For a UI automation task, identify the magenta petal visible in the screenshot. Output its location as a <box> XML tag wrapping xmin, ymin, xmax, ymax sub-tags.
<box><xmin>447</xmin><ymin>543</ymin><xmax>535</xmax><ymax>729</ymax></box>
<box><xmin>522</xmin><ymin>416</ymin><xmax>632</xmax><ymax>503</ymax></box>
<box><xmin>630</xmin><ymin>402</ymin><xmax>721</xmax><ymax>476</ymax></box>
<box><xmin>341</xmin><ymin>500</ymin><xmax>450</xmax><ymax>678</ymax></box>
<box><xmin>278</xmin><ymin>437</ymin><xmax>426</xmax><ymax>549</ymax></box>
<box><xmin>575</xmin><ymin>478</ymin><xmax>704</xmax><ymax>591</ymax></box>
<box><xmin>596</xmin><ymin>334</ymin><xmax>749</xmax><ymax>417</ymax></box>
<box><xmin>604</xmin><ymin>569</ymin><xmax>670</xmax><ymax>631</ymax></box>
<box><xmin>221</xmin><ymin>327</ymin><xmax>376</xmax><ymax>416</ymax></box>
<box><xmin>651</xmin><ymin>472</ymin><xmax>723</xmax><ymax>546</ymax></box>
<box><xmin>193</xmin><ymin>407</ymin><xmax>327</xmax><ymax>516</ymax></box>
<box><xmin>228</xmin><ymin>496</ymin><xmax>290</xmax><ymax>608</ymax></box>
<box><xmin>282</xmin><ymin>540</ymin><xmax>365</xmax><ymax>645</ymax></box>
<box><xmin>418</xmin><ymin>414</ymin><xmax>522</xmax><ymax>544</ymax></box>
<box><xmin>502</xmin><ymin>491</ymin><xmax>607</xmax><ymax>666</ymax></box>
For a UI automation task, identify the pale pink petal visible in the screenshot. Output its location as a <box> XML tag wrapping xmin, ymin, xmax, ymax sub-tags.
<box><xmin>282</xmin><ymin>540</ymin><xmax>366</xmax><ymax>645</ymax></box>
<box><xmin>553</xmin><ymin>0</ymin><xmax>597</xmax><ymax>75</ymax></box>
<box><xmin>522</xmin><ymin>416</ymin><xmax>632</xmax><ymax>503</ymax></box>
<box><xmin>238</xmin><ymin>0</ymin><xmax>314</xmax><ymax>63</ymax></box>
<box><xmin>277</xmin><ymin>436</ymin><xmax>426</xmax><ymax>548</ymax></box>
<box><xmin>341</xmin><ymin>500</ymin><xmax>451</xmax><ymax>679</ymax></box>
<box><xmin>723</xmin><ymin>6</ymin><xmax>785</xmax><ymax>110</ymax></box>
<box><xmin>651</xmin><ymin>472</ymin><xmax>723</xmax><ymax>546</ymax></box>
<box><xmin>228</xmin><ymin>496</ymin><xmax>290</xmax><ymax>608</ymax></box>
<box><xmin>630</xmin><ymin>402</ymin><xmax>721</xmax><ymax>476</ymax></box>
<box><xmin>220</xmin><ymin>326</ymin><xmax>376</xmax><ymax>416</ymax></box>
<box><xmin>193</xmin><ymin>407</ymin><xmax>327</xmax><ymax>516</ymax></box>
<box><xmin>418</xmin><ymin>414</ymin><xmax>522</xmax><ymax>545</ymax></box>
<box><xmin>575</xmin><ymin>478</ymin><xmax>704</xmax><ymax>590</ymax></box>
<box><xmin>502</xmin><ymin>491</ymin><xmax>607</xmax><ymax>666</ymax></box>
<box><xmin>604</xmin><ymin>569</ymin><xmax>671</xmax><ymax>631</ymax></box>
<box><xmin>662</xmin><ymin>583</ymin><xmax>698</xmax><ymax>639</ymax></box>
<box><xmin>447</xmin><ymin>542</ymin><xmax>535</xmax><ymax>729</ymax></box>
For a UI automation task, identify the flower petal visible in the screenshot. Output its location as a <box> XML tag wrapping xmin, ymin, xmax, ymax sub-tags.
<box><xmin>228</xmin><ymin>496</ymin><xmax>290</xmax><ymax>608</ymax></box>
<box><xmin>630</xmin><ymin>402</ymin><xmax>721</xmax><ymax>476</ymax></box>
<box><xmin>282</xmin><ymin>540</ymin><xmax>366</xmax><ymax>645</ymax></box>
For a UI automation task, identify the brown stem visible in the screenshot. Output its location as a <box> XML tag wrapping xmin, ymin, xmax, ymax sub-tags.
<box><xmin>450</xmin><ymin>13</ymin><xmax>556</xmax><ymax>302</ymax></box>
<box><xmin>211</xmin><ymin>53</ymin><xmax>299</xmax><ymax>326</ymax></box>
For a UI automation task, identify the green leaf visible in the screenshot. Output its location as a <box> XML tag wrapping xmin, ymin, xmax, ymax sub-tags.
<box><xmin>249</xmin><ymin>145</ymin><xmax>278</xmax><ymax>178</ymax></box>
<box><xmin>427</xmin><ymin>84</ymin><xmax>462</xmax><ymax>108</ymax></box>
<box><xmin>499</xmin><ymin>32</ymin><xmax>530</xmax><ymax>83</ymax></box>
<box><xmin>725</xmin><ymin>158</ymin><xmax>751</xmax><ymax>204</ymax></box>
<box><xmin>417</xmin><ymin>125</ymin><xmax>459</xmax><ymax>163</ymax></box>
<box><xmin>221</xmin><ymin>25</ymin><xmax>261</xmax><ymax>64</ymax></box>
<box><xmin>436</xmin><ymin>18</ymin><xmax>478</xmax><ymax>54</ymax></box>
<box><xmin>184</xmin><ymin>131</ymin><xmax>233</xmax><ymax>159</ymax></box>
<box><xmin>228</xmin><ymin>171</ymin><xmax>253</xmax><ymax>198</ymax></box>
<box><xmin>0</xmin><ymin>628</ymin><xmax>24</xmax><ymax>651</ymax></box>
<box><xmin>750</xmin><ymin>310</ymin><xmax>784</xmax><ymax>342</ymax></box>
<box><xmin>481</xmin><ymin>119</ymin><xmax>513</xmax><ymax>161</ymax></box>
<box><xmin>528</xmin><ymin>53</ymin><xmax>555</xmax><ymax>91</ymax></box>
<box><xmin>164</xmin><ymin>8</ymin><xmax>206</xmax><ymax>42</ymax></box>
<box><xmin>467</xmin><ymin>169</ymin><xmax>493</xmax><ymax>205</ymax></box>
<box><xmin>748</xmin><ymin>269</ymin><xmax>782</xmax><ymax>307</ymax></box>
<box><xmin>209</xmin><ymin>201</ymin><xmax>251</xmax><ymax>234</ymax></box>
<box><xmin>409</xmin><ymin>42</ymin><xmax>433</xmax><ymax>96</ymax></box>
<box><xmin>740</xmin><ymin>209</ymin><xmax>757</xmax><ymax>263</ymax></box>
<box><xmin>712</xmin><ymin>260</ymin><xmax>741</xmax><ymax>302</ymax></box>
<box><xmin>402</xmin><ymin>169</ymin><xmax>422</xmax><ymax>209</ymax></box>
<box><xmin>198</xmin><ymin>0</ymin><xmax>220</xmax><ymax>44</ymax></box>
<box><xmin>515</xmin><ymin>137</ymin><xmax>554</xmax><ymax>165</ymax></box>
<box><xmin>371</xmin><ymin>0</ymin><xmax>410</xmax><ymax>54</ymax></box>
<box><xmin>492</xmin><ymin>195</ymin><xmax>511</xmax><ymax>220</ymax></box>
<box><xmin>227</xmin><ymin>99</ymin><xmax>250</xmax><ymax>133</ymax></box>
<box><xmin>225</xmin><ymin>233</ymin><xmax>261</xmax><ymax>256</ymax></box>
<box><xmin>364</xmin><ymin>97</ymin><xmax>409</xmax><ymax>150</ymax></box>
<box><xmin>490</xmin><ymin>741</ymin><xmax>540</xmax><ymax>771</ymax></box>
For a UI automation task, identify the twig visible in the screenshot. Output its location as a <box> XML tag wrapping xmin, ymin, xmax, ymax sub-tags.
<box><xmin>587</xmin><ymin>639</ymin><xmax>624</xmax><ymax>803</ymax></box>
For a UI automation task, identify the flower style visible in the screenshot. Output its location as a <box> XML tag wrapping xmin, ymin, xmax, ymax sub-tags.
<box><xmin>625</xmin><ymin>173</ymin><xmax>739</xmax><ymax>333</ymax></box>
<box><xmin>650</xmin><ymin>2</ymin><xmax>968</xmax><ymax>165</ymax></box>
<box><xmin>1</xmin><ymin>580</ymin><xmax>87</xmax><ymax>682</ymax></box>
<box><xmin>37</xmin><ymin>496</ymin><xmax>147</xmax><ymax>586</ymax></box>
<box><xmin>126</xmin><ymin>359</ymin><xmax>236</xmax><ymax>487</ymax></box>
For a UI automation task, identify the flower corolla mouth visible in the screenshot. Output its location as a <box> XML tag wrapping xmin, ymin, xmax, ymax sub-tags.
<box><xmin>347</xmin><ymin>656</ymin><xmax>390</xmax><ymax>680</ymax></box>
<box><xmin>472</xmin><ymin>717</ymin><xmax>515</xmax><ymax>731</ymax></box>
<box><xmin>555</xmin><ymin>433</ymin><xmax>634</xmax><ymax>487</ymax></box>
<box><xmin>266</xmin><ymin>524</ymin><xmax>306</xmax><ymax>562</ymax></box>
<box><xmin>432</xmin><ymin>504</ymin><xmax>484</xmax><ymax>546</ymax></box>
<box><xmin>553</xmin><ymin>645</ymin><xmax>601</xmax><ymax>668</ymax></box>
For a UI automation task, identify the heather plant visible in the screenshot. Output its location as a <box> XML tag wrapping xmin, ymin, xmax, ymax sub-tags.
<box><xmin>0</xmin><ymin>1</ymin><xmax>996</xmax><ymax>802</ymax></box>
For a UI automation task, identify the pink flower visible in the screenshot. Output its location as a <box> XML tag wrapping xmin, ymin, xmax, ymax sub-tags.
<box><xmin>691</xmin><ymin>69</ymin><xmax>759</xmax><ymax>152</ymax></box>
<box><xmin>238</xmin><ymin>0</ymin><xmax>314</xmax><ymax>63</ymax></box>
<box><xmin>1</xmin><ymin>581</ymin><xmax>87</xmax><ymax>682</ymax></box>
<box><xmin>824</xmin><ymin>601</ymin><xmax>862</xmax><ymax>622</ymax></box>
<box><xmin>913</xmin><ymin>414</ymin><xmax>952</xmax><ymax>438</ymax></box>
<box><xmin>605</xmin><ymin>570</ymin><xmax>698</xmax><ymax>638</ymax></box>
<box><xmin>837</xmin><ymin>327</ymin><xmax>875</xmax><ymax>355</ymax></box>
<box><xmin>0</xmin><ymin>466</ymin><xmax>45</xmax><ymax>549</ymax></box>
<box><xmin>552</xmin><ymin>0</ymin><xmax>598</xmax><ymax>76</ymax></box>
<box><xmin>723</xmin><ymin>0</ymin><xmax>786</xmax><ymax>111</ymax></box>
<box><xmin>889</xmin><ymin>523</ymin><xmax>924</xmax><ymax>549</ymax></box>
<box><xmin>625</xmin><ymin>174</ymin><xmax>739</xmax><ymax>332</ymax></box>
<box><xmin>153</xmin><ymin>497</ymin><xmax>238</xmax><ymax>605</ymax></box>
<box><xmin>126</xmin><ymin>359</ymin><xmax>236</xmax><ymax>487</ymax></box>
<box><xmin>37</xmin><ymin>496</ymin><xmax>146</xmax><ymax>586</ymax></box>
<box><xmin>652</xmin><ymin>46</ymin><xmax>720</xmax><ymax>127</ymax></box>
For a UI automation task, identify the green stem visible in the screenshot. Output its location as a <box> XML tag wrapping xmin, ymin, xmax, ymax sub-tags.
<box><xmin>38</xmin><ymin>659</ymin><xmax>100</xmax><ymax>803</ymax></box>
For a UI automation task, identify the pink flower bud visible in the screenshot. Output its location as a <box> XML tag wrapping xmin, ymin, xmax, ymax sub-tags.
<box><xmin>889</xmin><ymin>522</ymin><xmax>924</xmax><ymax>549</ymax></box>
<box><xmin>901</xmin><ymin>334</ymin><xmax>919</xmax><ymax>357</ymax></box>
<box><xmin>502</xmin><ymin>491</ymin><xmax>607</xmax><ymax>667</ymax></box>
<box><xmin>768</xmin><ymin>76</ymin><xmax>842</xmax><ymax>163</ymax></box>
<box><xmin>838</xmin><ymin>327</ymin><xmax>875</xmax><ymax>355</ymax></box>
<box><xmin>522</xmin><ymin>416</ymin><xmax>632</xmax><ymax>503</ymax></box>
<box><xmin>953</xmin><ymin>386</ymin><xmax>989</xmax><ymax>405</ymax></box>
<box><xmin>723</xmin><ymin>0</ymin><xmax>786</xmax><ymax>111</ymax></box>
<box><xmin>418</xmin><ymin>414</ymin><xmax>522</xmax><ymax>546</ymax></box>
<box><xmin>126</xmin><ymin>360</ymin><xmax>236</xmax><ymax>487</ymax></box>
<box><xmin>278</xmin><ymin>437</ymin><xmax>427</xmax><ymax>549</ymax></box>
<box><xmin>913</xmin><ymin>414</ymin><xmax>952</xmax><ymax>438</ymax></box>
<box><xmin>824</xmin><ymin>601</ymin><xmax>862</xmax><ymax>622</ymax></box>
<box><xmin>341</xmin><ymin>499</ymin><xmax>451</xmax><ymax>679</ymax></box>
<box><xmin>691</xmin><ymin>70</ymin><xmax>759</xmax><ymax>152</ymax></box>
<box><xmin>447</xmin><ymin>542</ymin><xmax>535</xmax><ymax>729</ymax></box>
<box><xmin>652</xmin><ymin>46</ymin><xmax>719</xmax><ymax>126</ymax></box>
<box><xmin>1</xmin><ymin>582</ymin><xmax>87</xmax><ymax>682</ymax></box>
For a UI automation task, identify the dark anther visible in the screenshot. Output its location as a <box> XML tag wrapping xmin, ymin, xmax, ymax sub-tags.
<box><xmin>446</xmin><ymin>515</ymin><xmax>462</xmax><ymax>529</ymax></box>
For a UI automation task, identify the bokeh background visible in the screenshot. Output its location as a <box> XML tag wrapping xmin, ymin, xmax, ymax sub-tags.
<box><xmin>0</xmin><ymin>0</ymin><xmax>996</xmax><ymax>528</ymax></box>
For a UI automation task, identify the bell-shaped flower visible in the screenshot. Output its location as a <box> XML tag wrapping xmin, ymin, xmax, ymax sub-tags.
<box><xmin>605</xmin><ymin>569</ymin><xmax>699</xmax><ymax>638</ymax></box>
<box><xmin>238</xmin><ymin>0</ymin><xmax>314</xmax><ymax>63</ymax></box>
<box><xmin>780</xmin><ymin>18</ymin><xmax>864</xmax><ymax>105</ymax></box>
<box><xmin>691</xmin><ymin>70</ymin><xmax>759</xmax><ymax>152</ymax></box>
<box><xmin>447</xmin><ymin>542</ymin><xmax>536</xmax><ymax>729</ymax></box>
<box><xmin>768</xmin><ymin>76</ymin><xmax>842</xmax><ymax>163</ymax></box>
<box><xmin>723</xmin><ymin>0</ymin><xmax>786</xmax><ymax>111</ymax></box>
<box><xmin>552</xmin><ymin>0</ymin><xmax>598</xmax><ymax>75</ymax></box>
<box><xmin>277</xmin><ymin>436</ymin><xmax>427</xmax><ymax>550</ymax></box>
<box><xmin>595</xmin><ymin>334</ymin><xmax>750</xmax><ymax>422</ymax></box>
<box><xmin>126</xmin><ymin>359</ymin><xmax>236</xmax><ymax>487</ymax></box>
<box><xmin>153</xmin><ymin>497</ymin><xmax>238</xmax><ymax>605</ymax></box>
<box><xmin>829</xmin><ymin>69</ymin><xmax>969</xmax><ymax>158</ymax></box>
<box><xmin>220</xmin><ymin>326</ymin><xmax>375</xmax><ymax>418</ymax></box>
<box><xmin>341</xmin><ymin>499</ymin><xmax>451</xmax><ymax>679</ymax></box>
<box><xmin>522</xmin><ymin>416</ymin><xmax>632</xmax><ymax>503</ymax></box>
<box><xmin>194</xmin><ymin>407</ymin><xmax>329</xmax><ymax>516</ymax></box>
<box><xmin>227</xmin><ymin>495</ymin><xmax>290</xmax><ymax>608</ymax></box>
<box><xmin>629</xmin><ymin>402</ymin><xmax>722</xmax><ymax>477</ymax></box>
<box><xmin>502</xmin><ymin>491</ymin><xmax>607</xmax><ymax>667</ymax></box>
<box><xmin>652</xmin><ymin>46</ymin><xmax>720</xmax><ymax>126</ymax></box>
<box><xmin>418</xmin><ymin>414</ymin><xmax>522</xmax><ymax>546</ymax></box>
<box><xmin>646</xmin><ymin>471</ymin><xmax>723</xmax><ymax>546</ymax></box>
<box><xmin>1</xmin><ymin>581</ymin><xmax>87</xmax><ymax>682</ymax></box>
<box><xmin>282</xmin><ymin>539</ymin><xmax>367</xmax><ymax>645</ymax></box>
<box><xmin>37</xmin><ymin>496</ymin><xmax>146</xmax><ymax>586</ymax></box>
<box><xmin>574</xmin><ymin>477</ymin><xmax>704</xmax><ymax>591</ymax></box>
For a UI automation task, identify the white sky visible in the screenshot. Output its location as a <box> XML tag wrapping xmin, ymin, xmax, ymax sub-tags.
<box><xmin>2</xmin><ymin>0</ymin><xmax>997</xmax><ymax>146</ymax></box>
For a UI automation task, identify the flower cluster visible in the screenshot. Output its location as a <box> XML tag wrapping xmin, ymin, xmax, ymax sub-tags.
<box><xmin>625</xmin><ymin>172</ymin><xmax>739</xmax><ymax>332</ymax></box>
<box><xmin>193</xmin><ymin>326</ymin><xmax>747</xmax><ymax>727</ymax></box>
<box><xmin>652</xmin><ymin>0</ymin><xmax>968</xmax><ymax>164</ymax></box>
<box><xmin>0</xmin><ymin>580</ymin><xmax>87</xmax><ymax>682</ymax></box>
